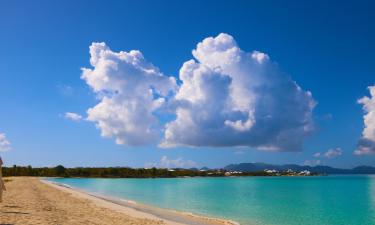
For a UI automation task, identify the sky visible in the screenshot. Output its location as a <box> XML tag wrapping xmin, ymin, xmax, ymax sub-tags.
<box><xmin>0</xmin><ymin>0</ymin><xmax>375</xmax><ymax>169</ymax></box>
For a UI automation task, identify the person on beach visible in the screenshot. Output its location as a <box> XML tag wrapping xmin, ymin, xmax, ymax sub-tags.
<box><xmin>0</xmin><ymin>156</ymin><xmax>6</xmax><ymax>203</ymax></box>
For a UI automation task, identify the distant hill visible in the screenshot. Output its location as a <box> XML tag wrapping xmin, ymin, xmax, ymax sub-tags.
<box><xmin>224</xmin><ymin>163</ymin><xmax>375</xmax><ymax>174</ymax></box>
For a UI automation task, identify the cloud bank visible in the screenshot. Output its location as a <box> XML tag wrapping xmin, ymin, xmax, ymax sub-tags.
<box><xmin>81</xmin><ymin>34</ymin><xmax>315</xmax><ymax>151</ymax></box>
<box><xmin>0</xmin><ymin>133</ymin><xmax>11</xmax><ymax>152</ymax></box>
<box><xmin>355</xmin><ymin>85</ymin><xmax>375</xmax><ymax>155</ymax></box>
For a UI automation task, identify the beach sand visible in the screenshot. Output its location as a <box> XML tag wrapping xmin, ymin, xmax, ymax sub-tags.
<box><xmin>0</xmin><ymin>177</ymin><xmax>237</xmax><ymax>225</ymax></box>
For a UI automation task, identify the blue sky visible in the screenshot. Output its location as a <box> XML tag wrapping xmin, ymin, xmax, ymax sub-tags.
<box><xmin>0</xmin><ymin>0</ymin><xmax>374</xmax><ymax>168</ymax></box>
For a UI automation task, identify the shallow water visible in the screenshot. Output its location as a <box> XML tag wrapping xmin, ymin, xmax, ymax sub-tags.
<box><xmin>49</xmin><ymin>175</ymin><xmax>375</xmax><ymax>225</ymax></box>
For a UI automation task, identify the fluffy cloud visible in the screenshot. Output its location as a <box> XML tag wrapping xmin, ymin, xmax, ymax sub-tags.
<box><xmin>162</xmin><ymin>33</ymin><xmax>315</xmax><ymax>151</ymax></box>
<box><xmin>313</xmin><ymin>152</ymin><xmax>321</xmax><ymax>158</ymax></box>
<box><xmin>64</xmin><ymin>112</ymin><xmax>83</xmax><ymax>121</ymax></box>
<box><xmin>81</xmin><ymin>34</ymin><xmax>315</xmax><ymax>151</ymax></box>
<box><xmin>324</xmin><ymin>148</ymin><xmax>342</xmax><ymax>158</ymax></box>
<box><xmin>313</xmin><ymin>148</ymin><xmax>342</xmax><ymax>159</ymax></box>
<box><xmin>146</xmin><ymin>156</ymin><xmax>197</xmax><ymax>169</ymax></box>
<box><xmin>0</xmin><ymin>133</ymin><xmax>11</xmax><ymax>152</ymax></box>
<box><xmin>81</xmin><ymin>43</ymin><xmax>177</xmax><ymax>145</ymax></box>
<box><xmin>355</xmin><ymin>86</ymin><xmax>375</xmax><ymax>155</ymax></box>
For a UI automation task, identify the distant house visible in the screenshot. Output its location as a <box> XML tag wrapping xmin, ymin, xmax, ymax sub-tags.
<box><xmin>224</xmin><ymin>171</ymin><xmax>243</xmax><ymax>176</ymax></box>
<box><xmin>232</xmin><ymin>171</ymin><xmax>242</xmax><ymax>174</ymax></box>
<box><xmin>264</xmin><ymin>169</ymin><xmax>278</xmax><ymax>173</ymax></box>
<box><xmin>299</xmin><ymin>170</ymin><xmax>311</xmax><ymax>176</ymax></box>
<box><xmin>286</xmin><ymin>169</ymin><xmax>294</xmax><ymax>173</ymax></box>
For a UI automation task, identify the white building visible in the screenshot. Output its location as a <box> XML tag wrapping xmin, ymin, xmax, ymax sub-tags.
<box><xmin>264</xmin><ymin>169</ymin><xmax>278</xmax><ymax>173</ymax></box>
<box><xmin>299</xmin><ymin>170</ymin><xmax>311</xmax><ymax>175</ymax></box>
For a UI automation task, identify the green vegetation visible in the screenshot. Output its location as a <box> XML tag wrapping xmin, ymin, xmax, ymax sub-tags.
<box><xmin>2</xmin><ymin>165</ymin><xmax>272</xmax><ymax>178</ymax></box>
<box><xmin>3</xmin><ymin>165</ymin><xmax>209</xmax><ymax>178</ymax></box>
<box><xmin>2</xmin><ymin>165</ymin><xmax>318</xmax><ymax>178</ymax></box>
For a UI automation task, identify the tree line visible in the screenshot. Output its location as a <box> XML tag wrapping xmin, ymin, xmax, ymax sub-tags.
<box><xmin>2</xmin><ymin>165</ymin><xmax>272</xmax><ymax>178</ymax></box>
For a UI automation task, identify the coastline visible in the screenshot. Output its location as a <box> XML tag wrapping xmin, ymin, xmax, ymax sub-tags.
<box><xmin>42</xmin><ymin>178</ymin><xmax>239</xmax><ymax>225</ymax></box>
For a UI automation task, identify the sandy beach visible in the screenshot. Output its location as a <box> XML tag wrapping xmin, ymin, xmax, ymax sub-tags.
<box><xmin>0</xmin><ymin>177</ymin><xmax>236</xmax><ymax>225</ymax></box>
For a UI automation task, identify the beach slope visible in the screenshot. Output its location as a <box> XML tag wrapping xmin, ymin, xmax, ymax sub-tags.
<box><xmin>0</xmin><ymin>177</ymin><xmax>167</xmax><ymax>224</ymax></box>
<box><xmin>0</xmin><ymin>177</ymin><xmax>236</xmax><ymax>225</ymax></box>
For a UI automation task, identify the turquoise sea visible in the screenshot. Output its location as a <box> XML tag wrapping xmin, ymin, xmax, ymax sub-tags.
<box><xmin>49</xmin><ymin>175</ymin><xmax>375</xmax><ymax>225</ymax></box>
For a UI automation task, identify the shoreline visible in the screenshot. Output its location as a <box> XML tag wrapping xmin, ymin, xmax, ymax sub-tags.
<box><xmin>42</xmin><ymin>179</ymin><xmax>239</xmax><ymax>225</ymax></box>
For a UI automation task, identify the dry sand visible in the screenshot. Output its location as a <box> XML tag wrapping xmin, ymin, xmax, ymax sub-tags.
<box><xmin>0</xmin><ymin>177</ymin><xmax>237</xmax><ymax>225</ymax></box>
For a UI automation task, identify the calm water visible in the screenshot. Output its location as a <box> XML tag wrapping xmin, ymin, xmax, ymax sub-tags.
<box><xmin>49</xmin><ymin>176</ymin><xmax>375</xmax><ymax>225</ymax></box>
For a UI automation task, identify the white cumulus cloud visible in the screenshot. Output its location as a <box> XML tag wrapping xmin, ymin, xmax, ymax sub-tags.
<box><xmin>81</xmin><ymin>34</ymin><xmax>315</xmax><ymax>151</ymax></box>
<box><xmin>64</xmin><ymin>112</ymin><xmax>83</xmax><ymax>121</ymax></box>
<box><xmin>355</xmin><ymin>85</ymin><xmax>375</xmax><ymax>155</ymax></box>
<box><xmin>162</xmin><ymin>33</ymin><xmax>315</xmax><ymax>151</ymax></box>
<box><xmin>81</xmin><ymin>42</ymin><xmax>177</xmax><ymax>145</ymax></box>
<box><xmin>0</xmin><ymin>133</ymin><xmax>11</xmax><ymax>152</ymax></box>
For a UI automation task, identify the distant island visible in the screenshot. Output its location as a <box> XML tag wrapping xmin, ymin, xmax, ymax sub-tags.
<box><xmin>4</xmin><ymin>162</ymin><xmax>374</xmax><ymax>178</ymax></box>
<box><xmin>224</xmin><ymin>162</ymin><xmax>375</xmax><ymax>174</ymax></box>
